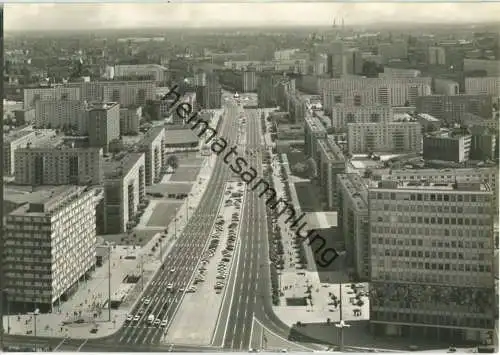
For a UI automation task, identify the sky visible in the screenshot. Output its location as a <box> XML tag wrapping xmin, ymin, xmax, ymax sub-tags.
<box><xmin>5</xmin><ymin>2</ymin><xmax>500</xmax><ymax>31</ymax></box>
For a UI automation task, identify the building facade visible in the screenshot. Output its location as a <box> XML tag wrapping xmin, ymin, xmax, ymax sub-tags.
<box><xmin>119</xmin><ymin>107</ymin><xmax>141</xmax><ymax>135</ymax></box>
<box><xmin>304</xmin><ymin>114</ymin><xmax>327</xmax><ymax>158</ymax></box>
<box><xmin>102</xmin><ymin>153</ymin><xmax>146</xmax><ymax>234</ymax></box>
<box><xmin>23</xmin><ymin>86</ymin><xmax>81</xmax><ymax>109</ymax></box>
<box><xmin>347</xmin><ymin>120</ymin><xmax>422</xmax><ymax>154</ymax></box>
<box><xmin>369</xmin><ymin>180</ymin><xmax>496</xmax><ymax>343</ymax></box>
<box><xmin>316</xmin><ymin>136</ymin><xmax>345</xmax><ymax>210</ymax></box>
<box><xmin>138</xmin><ymin>127</ymin><xmax>165</xmax><ymax>185</ymax></box>
<box><xmin>34</xmin><ymin>100</ymin><xmax>85</xmax><ymax>129</ymax></box>
<box><xmin>15</xmin><ymin>146</ymin><xmax>103</xmax><ymax>186</ymax></box>
<box><xmin>331</xmin><ymin>104</ymin><xmax>393</xmax><ymax>129</ymax></box>
<box><xmin>423</xmin><ymin>132</ymin><xmax>472</xmax><ymax>163</ymax></box>
<box><xmin>3</xmin><ymin>186</ymin><xmax>101</xmax><ymax>312</ymax></box>
<box><xmin>86</xmin><ymin>102</ymin><xmax>121</xmax><ymax>153</ymax></box>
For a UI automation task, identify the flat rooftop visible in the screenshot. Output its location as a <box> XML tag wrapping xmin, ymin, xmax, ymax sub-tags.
<box><xmin>304</xmin><ymin>114</ymin><xmax>326</xmax><ymax>134</ymax></box>
<box><xmin>103</xmin><ymin>152</ymin><xmax>143</xmax><ymax>179</ymax></box>
<box><xmin>338</xmin><ymin>174</ymin><xmax>368</xmax><ymax>211</ymax></box>
<box><xmin>87</xmin><ymin>102</ymin><xmax>118</xmax><ymax>111</ymax></box>
<box><xmin>164</xmin><ymin>129</ymin><xmax>199</xmax><ymax>145</ymax></box>
<box><xmin>417</xmin><ymin>113</ymin><xmax>440</xmax><ymax>122</ymax></box>
<box><xmin>139</xmin><ymin>126</ymin><xmax>164</xmax><ymax>146</ymax></box>
<box><xmin>4</xmin><ymin>128</ymin><xmax>34</xmax><ymax>143</ymax></box>
<box><xmin>8</xmin><ymin>185</ymin><xmax>86</xmax><ymax>217</ymax></box>
<box><xmin>372</xmin><ymin>180</ymin><xmax>491</xmax><ymax>192</ymax></box>
<box><xmin>318</xmin><ymin>137</ymin><xmax>345</xmax><ymax>162</ymax></box>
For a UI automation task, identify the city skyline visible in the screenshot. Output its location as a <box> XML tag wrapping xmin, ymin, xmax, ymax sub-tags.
<box><xmin>5</xmin><ymin>2</ymin><xmax>500</xmax><ymax>31</ymax></box>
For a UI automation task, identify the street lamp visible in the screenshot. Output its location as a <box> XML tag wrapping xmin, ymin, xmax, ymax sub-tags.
<box><xmin>28</xmin><ymin>308</ymin><xmax>40</xmax><ymax>336</ymax></box>
<box><xmin>335</xmin><ymin>283</ymin><xmax>350</xmax><ymax>352</ymax></box>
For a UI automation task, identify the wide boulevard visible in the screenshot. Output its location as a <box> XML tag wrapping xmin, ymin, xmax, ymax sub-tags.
<box><xmin>2</xmin><ymin>102</ymin><xmax>319</xmax><ymax>352</ymax></box>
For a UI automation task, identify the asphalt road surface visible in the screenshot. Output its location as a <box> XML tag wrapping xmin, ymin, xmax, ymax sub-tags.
<box><xmin>112</xmin><ymin>102</ymin><xmax>241</xmax><ymax>346</ymax></box>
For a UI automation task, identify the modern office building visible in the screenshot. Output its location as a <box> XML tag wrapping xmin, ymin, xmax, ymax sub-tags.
<box><xmin>337</xmin><ymin>173</ymin><xmax>370</xmax><ymax>280</ymax></box>
<box><xmin>87</xmin><ymin>102</ymin><xmax>120</xmax><ymax>154</ymax></box>
<box><xmin>469</xmin><ymin>126</ymin><xmax>497</xmax><ymax>161</ymax></box>
<box><xmin>304</xmin><ymin>114</ymin><xmax>327</xmax><ymax>158</ymax></box>
<box><xmin>347</xmin><ymin>118</ymin><xmax>422</xmax><ymax>154</ymax></box>
<box><xmin>369</xmin><ymin>180</ymin><xmax>496</xmax><ymax>343</ymax></box>
<box><xmin>119</xmin><ymin>106</ymin><xmax>141</xmax><ymax>135</ymax></box>
<box><xmin>465</xmin><ymin>77</ymin><xmax>500</xmax><ymax>96</ymax></box>
<box><xmin>23</xmin><ymin>86</ymin><xmax>81</xmax><ymax>109</ymax></box>
<box><xmin>34</xmin><ymin>100</ymin><xmax>85</xmax><ymax>129</ymax></box>
<box><xmin>316</xmin><ymin>136</ymin><xmax>345</xmax><ymax>210</ymax></box>
<box><xmin>138</xmin><ymin>127</ymin><xmax>165</xmax><ymax>185</ymax></box>
<box><xmin>3</xmin><ymin>185</ymin><xmax>102</xmax><ymax>312</ymax></box>
<box><xmin>416</xmin><ymin>94</ymin><xmax>493</xmax><ymax>124</ymax></box>
<box><xmin>14</xmin><ymin>145</ymin><xmax>103</xmax><ymax>186</ymax></box>
<box><xmin>331</xmin><ymin>104</ymin><xmax>393</xmax><ymax>129</ymax></box>
<box><xmin>423</xmin><ymin>131</ymin><xmax>472</xmax><ymax>163</ymax></box>
<box><xmin>102</xmin><ymin>153</ymin><xmax>146</xmax><ymax>234</ymax></box>
<box><xmin>344</xmin><ymin>48</ymin><xmax>363</xmax><ymax>75</ymax></box>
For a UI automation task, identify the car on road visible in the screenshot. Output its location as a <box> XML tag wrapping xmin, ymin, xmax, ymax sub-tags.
<box><xmin>187</xmin><ymin>286</ymin><xmax>197</xmax><ymax>293</ymax></box>
<box><xmin>154</xmin><ymin>319</ymin><xmax>161</xmax><ymax>326</ymax></box>
<box><xmin>170</xmin><ymin>268</ymin><xmax>176</xmax><ymax>273</ymax></box>
<box><xmin>138</xmin><ymin>308</ymin><xmax>144</xmax><ymax>315</ymax></box>
<box><xmin>167</xmin><ymin>283</ymin><xmax>174</xmax><ymax>291</ymax></box>
<box><xmin>126</xmin><ymin>315</ymin><xmax>133</xmax><ymax>322</ymax></box>
<box><xmin>179</xmin><ymin>288</ymin><xmax>185</xmax><ymax>293</ymax></box>
<box><xmin>133</xmin><ymin>315</ymin><xmax>140</xmax><ymax>322</ymax></box>
<box><xmin>143</xmin><ymin>297</ymin><xmax>151</xmax><ymax>305</ymax></box>
<box><xmin>161</xmin><ymin>320</ymin><xmax>168</xmax><ymax>327</ymax></box>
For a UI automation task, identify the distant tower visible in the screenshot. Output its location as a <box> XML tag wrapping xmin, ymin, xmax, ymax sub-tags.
<box><xmin>342</xmin><ymin>17</ymin><xmax>345</xmax><ymax>31</ymax></box>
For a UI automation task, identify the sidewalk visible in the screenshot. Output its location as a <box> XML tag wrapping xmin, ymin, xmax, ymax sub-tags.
<box><xmin>2</xmin><ymin>153</ymin><xmax>217</xmax><ymax>340</ymax></box>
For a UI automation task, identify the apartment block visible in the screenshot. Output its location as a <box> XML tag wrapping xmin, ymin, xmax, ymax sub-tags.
<box><xmin>15</xmin><ymin>145</ymin><xmax>103</xmax><ymax>186</ymax></box>
<box><xmin>316</xmin><ymin>136</ymin><xmax>345</xmax><ymax>210</ymax></box>
<box><xmin>195</xmin><ymin>75</ymin><xmax>222</xmax><ymax>109</ymax></box>
<box><xmin>138</xmin><ymin>127</ymin><xmax>165</xmax><ymax>185</ymax></box>
<box><xmin>87</xmin><ymin>102</ymin><xmax>121</xmax><ymax>154</ymax></box>
<box><xmin>322</xmin><ymin>77</ymin><xmax>432</xmax><ymax>112</ymax></box>
<box><xmin>34</xmin><ymin>100</ymin><xmax>85</xmax><ymax>129</ymax></box>
<box><xmin>337</xmin><ymin>174</ymin><xmax>370</xmax><ymax>280</ymax></box>
<box><xmin>369</xmin><ymin>180</ymin><xmax>496</xmax><ymax>343</ymax></box>
<box><xmin>113</xmin><ymin>64</ymin><xmax>168</xmax><ymax>82</ymax></box>
<box><xmin>331</xmin><ymin>104</ymin><xmax>393</xmax><ymax>129</ymax></box>
<box><xmin>423</xmin><ymin>131</ymin><xmax>472</xmax><ymax>163</ymax></box>
<box><xmin>304</xmin><ymin>114</ymin><xmax>327</xmax><ymax>158</ymax></box>
<box><xmin>119</xmin><ymin>107</ymin><xmax>141</xmax><ymax>135</ymax></box>
<box><xmin>102</xmin><ymin>80</ymin><xmax>155</xmax><ymax>108</ymax></box>
<box><xmin>347</xmin><ymin>119</ymin><xmax>422</xmax><ymax>154</ymax></box>
<box><xmin>23</xmin><ymin>86</ymin><xmax>81</xmax><ymax>109</ymax></box>
<box><xmin>416</xmin><ymin>94</ymin><xmax>493</xmax><ymax>124</ymax></box>
<box><xmin>102</xmin><ymin>153</ymin><xmax>146</xmax><ymax>234</ymax></box>
<box><xmin>4</xmin><ymin>130</ymin><xmax>38</xmax><ymax>176</ymax></box>
<box><xmin>3</xmin><ymin>185</ymin><xmax>102</xmax><ymax>312</ymax></box>
<box><xmin>465</xmin><ymin>77</ymin><xmax>500</xmax><ymax>96</ymax></box>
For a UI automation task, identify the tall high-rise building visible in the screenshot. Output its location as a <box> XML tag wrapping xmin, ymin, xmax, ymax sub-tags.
<box><xmin>195</xmin><ymin>74</ymin><xmax>222</xmax><ymax>109</ymax></box>
<box><xmin>87</xmin><ymin>102</ymin><xmax>121</xmax><ymax>154</ymax></box>
<box><xmin>3</xmin><ymin>185</ymin><xmax>102</xmax><ymax>312</ymax></box>
<box><xmin>327</xmin><ymin>41</ymin><xmax>346</xmax><ymax>78</ymax></box>
<box><xmin>369</xmin><ymin>180</ymin><xmax>496</xmax><ymax>343</ymax></box>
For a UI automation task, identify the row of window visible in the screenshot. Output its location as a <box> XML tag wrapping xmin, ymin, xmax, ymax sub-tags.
<box><xmin>384</xmin><ymin>260</ymin><xmax>492</xmax><ymax>272</ymax></box>
<box><xmin>372</xmin><ymin>237</ymin><xmax>488</xmax><ymax>249</ymax></box>
<box><xmin>375</xmin><ymin>203</ymin><xmax>491</xmax><ymax>214</ymax></box>
<box><xmin>371</xmin><ymin>226</ymin><xmax>490</xmax><ymax>238</ymax></box>
<box><xmin>372</xmin><ymin>248</ymin><xmax>489</xmax><ymax>262</ymax></box>
<box><xmin>371</xmin><ymin>191</ymin><xmax>491</xmax><ymax>203</ymax></box>
<box><xmin>374</xmin><ymin>215</ymin><xmax>491</xmax><ymax>226</ymax></box>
